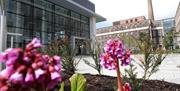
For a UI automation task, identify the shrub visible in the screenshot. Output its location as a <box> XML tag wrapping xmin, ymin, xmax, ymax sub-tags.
<box><xmin>124</xmin><ymin>64</ymin><xmax>143</xmax><ymax>91</ymax></box>
<box><xmin>133</xmin><ymin>32</ymin><xmax>167</xmax><ymax>80</ymax></box>
<box><xmin>175</xmin><ymin>45</ymin><xmax>179</xmax><ymax>49</ymax></box>
<box><xmin>83</xmin><ymin>42</ymin><xmax>102</xmax><ymax>75</ymax></box>
<box><xmin>43</xmin><ymin>38</ymin><xmax>81</xmax><ymax>75</ymax></box>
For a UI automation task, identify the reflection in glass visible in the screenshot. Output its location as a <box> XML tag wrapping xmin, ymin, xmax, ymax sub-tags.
<box><xmin>6</xmin><ymin>0</ymin><xmax>90</xmax><ymax>48</ymax></box>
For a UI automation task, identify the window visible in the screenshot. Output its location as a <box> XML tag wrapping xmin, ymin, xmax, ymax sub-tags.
<box><xmin>55</xmin><ymin>31</ymin><xmax>65</xmax><ymax>39</ymax></box>
<box><xmin>7</xmin><ymin>13</ymin><xmax>16</xmax><ymax>27</ymax></box>
<box><xmin>6</xmin><ymin>0</ymin><xmax>90</xmax><ymax>49</ymax></box>
<box><xmin>114</xmin><ymin>22</ymin><xmax>120</xmax><ymax>25</ymax></box>
<box><xmin>135</xmin><ymin>18</ymin><xmax>137</xmax><ymax>22</ymax></box>
<box><xmin>55</xmin><ymin>5</ymin><xmax>69</xmax><ymax>16</ymax></box>
<box><xmin>44</xmin><ymin>11</ymin><xmax>52</xmax><ymax>22</ymax></box>
<box><xmin>34</xmin><ymin>19</ymin><xmax>42</xmax><ymax>31</ymax></box>
<box><xmin>17</xmin><ymin>3</ymin><xmax>32</xmax><ymax>16</ymax></box>
<box><xmin>130</xmin><ymin>19</ymin><xmax>133</xmax><ymax>23</ymax></box>
<box><xmin>81</xmin><ymin>16</ymin><xmax>89</xmax><ymax>24</ymax></box>
<box><xmin>126</xmin><ymin>21</ymin><xmax>128</xmax><ymax>24</ymax></box>
<box><xmin>7</xmin><ymin>0</ymin><xmax>17</xmax><ymax>13</ymax></box>
<box><xmin>34</xmin><ymin>8</ymin><xmax>43</xmax><ymax>20</ymax></box>
<box><xmin>34</xmin><ymin>0</ymin><xmax>52</xmax><ymax>11</ymax></box>
<box><xmin>71</xmin><ymin>11</ymin><xmax>80</xmax><ymax>20</ymax></box>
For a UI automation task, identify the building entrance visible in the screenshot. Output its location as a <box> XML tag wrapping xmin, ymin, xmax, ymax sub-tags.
<box><xmin>7</xmin><ymin>32</ymin><xmax>22</xmax><ymax>48</ymax></box>
<box><xmin>75</xmin><ymin>39</ymin><xmax>87</xmax><ymax>55</ymax></box>
<box><xmin>75</xmin><ymin>38</ymin><xmax>89</xmax><ymax>55</ymax></box>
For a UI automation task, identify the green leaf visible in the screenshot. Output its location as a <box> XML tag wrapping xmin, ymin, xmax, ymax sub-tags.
<box><xmin>69</xmin><ymin>73</ymin><xmax>87</xmax><ymax>91</ymax></box>
<box><xmin>59</xmin><ymin>82</ymin><xmax>65</xmax><ymax>91</ymax></box>
<box><xmin>83</xmin><ymin>59</ymin><xmax>96</xmax><ymax>69</ymax></box>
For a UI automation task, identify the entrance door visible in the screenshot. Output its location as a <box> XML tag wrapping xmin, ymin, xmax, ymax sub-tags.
<box><xmin>75</xmin><ymin>39</ymin><xmax>88</xmax><ymax>55</ymax></box>
<box><xmin>7</xmin><ymin>32</ymin><xmax>22</xmax><ymax>48</ymax></box>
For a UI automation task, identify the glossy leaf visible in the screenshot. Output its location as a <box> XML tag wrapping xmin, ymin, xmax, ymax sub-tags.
<box><xmin>69</xmin><ymin>73</ymin><xmax>86</xmax><ymax>91</ymax></box>
<box><xmin>59</xmin><ymin>82</ymin><xmax>65</xmax><ymax>91</ymax></box>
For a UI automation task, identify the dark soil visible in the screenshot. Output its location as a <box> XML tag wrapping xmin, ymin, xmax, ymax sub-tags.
<box><xmin>61</xmin><ymin>73</ymin><xmax>180</xmax><ymax>91</ymax></box>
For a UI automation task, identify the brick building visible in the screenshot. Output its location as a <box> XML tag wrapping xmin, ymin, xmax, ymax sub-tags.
<box><xmin>96</xmin><ymin>16</ymin><xmax>164</xmax><ymax>49</ymax></box>
<box><xmin>175</xmin><ymin>2</ymin><xmax>180</xmax><ymax>48</ymax></box>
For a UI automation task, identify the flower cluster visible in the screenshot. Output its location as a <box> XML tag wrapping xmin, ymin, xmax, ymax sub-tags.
<box><xmin>0</xmin><ymin>38</ymin><xmax>61</xmax><ymax>91</ymax></box>
<box><xmin>100</xmin><ymin>39</ymin><xmax>131</xmax><ymax>70</ymax></box>
<box><xmin>123</xmin><ymin>82</ymin><xmax>131</xmax><ymax>91</ymax></box>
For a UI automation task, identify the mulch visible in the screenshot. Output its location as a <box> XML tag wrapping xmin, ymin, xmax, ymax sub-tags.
<box><xmin>61</xmin><ymin>73</ymin><xmax>180</xmax><ymax>91</ymax></box>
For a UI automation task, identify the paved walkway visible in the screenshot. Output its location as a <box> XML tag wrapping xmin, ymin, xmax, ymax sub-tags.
<box><xmin>75</xmin><ymin>54</ymin><xmax>180</xmax><ymax>84</ymax></box>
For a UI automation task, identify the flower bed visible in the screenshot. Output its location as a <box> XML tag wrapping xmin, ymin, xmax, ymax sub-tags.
<box><xmin>62</xmin><ymin>73</ymin><xmax>180</xmax><ymax>91</ymax></box>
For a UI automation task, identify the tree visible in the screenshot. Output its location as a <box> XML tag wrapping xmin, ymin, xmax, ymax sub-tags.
<box><xmin>163</xmin><ymin>28</ymin><xmax>175</xmax><ymax>50</ymax></box>
<box><xmin>134</xmin><ymin>32</ymin><xmax>167</xmax><ymax>79</ymax></box>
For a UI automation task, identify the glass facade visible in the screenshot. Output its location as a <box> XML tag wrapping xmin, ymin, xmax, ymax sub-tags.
<box><xmin>6</xmin><ymin>0</ymin><xmax>90</xmax><ymax>48</ymax></box>
<box><xmin>162</xmin><ymin>18</ymin><xmax>175</xmax><ymax>33</ymax></box>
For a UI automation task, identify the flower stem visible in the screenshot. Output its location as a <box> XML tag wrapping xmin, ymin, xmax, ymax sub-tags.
<box><xmin>116</xmin><ymin>58</ymin><xmax>123</xmax><ymax>91</ymax></box>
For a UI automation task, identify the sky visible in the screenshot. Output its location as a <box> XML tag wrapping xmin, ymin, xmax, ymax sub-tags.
<box><xmin>89</xmin><ymin>0</ymin><xmax>180</xmax><ymax>29</ymax></box>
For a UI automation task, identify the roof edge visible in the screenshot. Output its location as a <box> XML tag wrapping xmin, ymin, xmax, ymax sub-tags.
<box><xmin>95</xmin><ymin>13</ymin><xmax>106</xmax><ymax>23</ymax></box>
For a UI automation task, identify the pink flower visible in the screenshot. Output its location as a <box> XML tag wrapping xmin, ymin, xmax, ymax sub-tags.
<box><xmin>0</xmin><ymin>68</ymin><xmax>14</xmax><ymax>79</ymax></box>
<box><xmin>54</xmin><ymin>65</ymin><xmax>61</xmax><ymax>71</ymax></box>
<box><xmin>100</xmin><ymin>53</ymin><xmax>117</xmax><ymax>70</ymax></box>
<box><xmin>50</xmin><ymin>71</ymin><xmax>61</xmax><ymax>80</ymax></box>
<box><xmin>123</xmin><ymin>82</ymin><xmax>131</xmax><ymax>91</ymax></box>
<box><xmin>34</xmin><ymin>68</ymin><xmax>45</xmax><ymax>79</ymax></box>
<box><xmin>0</xmin><ymin>38</ymin><xmax>62</xmax><ymax>90</ymax></box>
<box><xmin>104</xmin><ymin>39</ymin><xmax>124</xmax><ymax>57</ymax></box>
<box><xmin>26</xmin><ymin>38</ymin><xmax>42</xmax><ymax>51</ymax></box>
<box><xmin>121</xmin><ymin>50</ymin><xmax>132</xmax><ymax>66</ymax></box>
<box><xmin>25</xmin><ymin>73</ymin><xmax>34</xmax><ymax>83</ymax></box>
<box><xmin>0</xmin><ymin>52</ymin><xmax>7</xmax><ymax>62</ymax></box>
<box><xmin>31</xmin><ymin>63</ymin><xmax>38</xmax><ymax>69</ymax></box>
<box><xmin>0</xmin><ymin>85</ymin><xmax>8</xmax><ymax>91</ymax></box>
<box><xmin>31</xmin><ymin>38</ymin><xmax>41</xmax><ymax>48</ymax></box>
<box><xmin>9</xmin><ymin>72</ymin><xmax>23</xmax><ymax>84</ymax></box>
<box><xmin>53</xmin><ymin>56</ymin><xmax>60</xmax><ymax>62</ymax></box>
<box><xmin>101</xmin><ymin>39</ymin><xmax>132</xmax><ymax>91</ymax></box>
<box><xmin>25</xmin><ymin>69</ymin><xmax>34</xmax><ymax>83</ymax></box>
<box><xmin>2</xmin><ymin>48</ymin><xmax>23</xmax><ymax>67</ymax></box>
<box><xmin>47</xmin><ymin>72</ymin><xmax>61</xmax><ymax>90</ymax></box>
<box><xmin>42</xmin><ymin>55</ymin><xmax>50</xmax><ymax>63</ymax></box>
<box><xmin>49</xmin><ymin>66</ymin><xmax>55</xmax><ymax>72</ymax></box>
<box><xmin>101</xmin><ymin>39</ymin><xmax>131</xmax><ymax>70</ymax></box>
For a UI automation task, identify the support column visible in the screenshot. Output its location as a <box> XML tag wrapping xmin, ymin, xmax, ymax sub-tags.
<box><xmin>0</xmin><ymin>0</ymin><xmax>7</xmax><ymax>70</ymax></box>
<box><xmin>89</xmin><ymin>16</ymin><xmax>96</xmax><ymax>49</ymax></box>
<box><xmin>0</xmin><ymin>13</ymin><xmax>6</xmax><ymax>52</ymax></box>
<box><xmin>41</xmin><ymin>9</ymin><xmax>46</xmax><ymax>44</ymax></box>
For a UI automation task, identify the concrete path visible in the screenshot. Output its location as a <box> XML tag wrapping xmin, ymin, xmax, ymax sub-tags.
<box><xmin>75</xmin><ymin>54</ymin><xmax>180</xmax><ymax>84</ymax></box>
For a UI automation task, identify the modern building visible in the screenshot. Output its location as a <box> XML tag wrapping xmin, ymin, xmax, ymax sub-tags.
<box><xmin>0</xmin><ymin>0</ymin><xmax>106</xmax><ymax>54</ymax></box>
<box><xmin>96</xmin><ymin>16</ymin><xmax>164</xmax><ymax>49</ymax></box>
<box><xmin>162</xmin><ymin>18</ymin><xmax>175</xmax><ymax>33</ymax></box>
<box><xmin>161</xmin><ymin>17</ymin><xmax>175</xmax><ymax>49</ymax></box>
<box><xmin>175</xmin><ymin>2</ymin><xmax>180</xmax><ymax>48</ymax></box>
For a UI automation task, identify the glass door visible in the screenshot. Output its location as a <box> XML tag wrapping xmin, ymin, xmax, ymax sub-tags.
<box><xmin>75</xmin><ymin>38</ymin><xmax>87</xmax><ymax>55</ymax></box>
<box><xmin>7</xmin><ymin>32</ymin><xmax>22</xmax><ymax>48</ymax></box>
